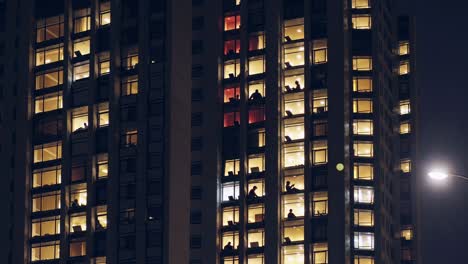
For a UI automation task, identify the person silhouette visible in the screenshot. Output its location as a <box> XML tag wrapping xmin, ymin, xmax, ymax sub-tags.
<box><xmin>248</xmin><ymin>186</ymin><xmax>258</xmax><ymax>199</ymax></box>
<box><xmin>224</xmin><ymin>241</ymin><xmax>233</xmax><ymax>251</ymax></box>
<box><xmin>287</xmin><ymin>209</ymin><xmax>296</xmax><ymax>219</ymax></box>
<box><xmin>249</xmin><ymin>89</ymin><xmax>263</xmax><ymax>102</ymax></box>
<box><xmin>295</xmin><ymin>80</ymin><xmax>301</xmax><ymax>90</ymax></box>
<box><xmin>286</xmin><ymin>181</ymin><xmax>298</xmax><ymax>193</ymax></box>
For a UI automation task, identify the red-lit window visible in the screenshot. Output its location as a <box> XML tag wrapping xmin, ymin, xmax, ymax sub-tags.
<box><xmin>224</xmin><ymin>39</ymin><xmax>241</xmax><ymax>55</ymax></box>
<box><xmin>224</xmin><ymin>15</ymin><xmax>241</xmax><ymax>31</ymax></box>
<box><xmin>248</xmin><ymin>108</ymin><xmax>265</xmax><ymax>124</ymax></box>
<box><xmin>224</xmin><ymin>86</ymin><xmax>240</xmax><ymax>103</ymax></box>
<box><xmin>224</xmin><ymin>112</ymin><xmax>240</xmax><ymax>127</ymax></box>
<box><xmin>249</xmin><ymin>34</ymin><xmax>264</xmax><ymax>51</ymax></box>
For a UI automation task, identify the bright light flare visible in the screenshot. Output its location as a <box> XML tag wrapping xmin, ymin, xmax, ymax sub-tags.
<box><xmin>428</xmin><ymin>170</ymin><xmax>449</xmax><ymax>181</ymax></box>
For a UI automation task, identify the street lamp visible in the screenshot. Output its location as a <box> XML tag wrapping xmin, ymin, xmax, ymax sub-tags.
<box><xmin>428</xmin><ymin>170</ymin><xmax>468</xmax><ymax>182</ymax></box>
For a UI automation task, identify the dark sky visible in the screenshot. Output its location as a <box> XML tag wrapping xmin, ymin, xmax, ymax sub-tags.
<box><xmin>407</xmin><ymin>0</ymin><xmax>468</xmax><ymax>263</ymax></box>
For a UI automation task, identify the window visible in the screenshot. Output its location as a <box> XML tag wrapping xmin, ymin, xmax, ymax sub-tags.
<box><xmin>248</xmin><ymin>179</ymin><xmax>265</xmax><ymax>197</ymax></box>
<box><xmin>352</xmin><ymin>15</ymin><xmax>372</xmax><ymax>29</ymax></box>
<box><xmin>248</xmin><ymin>154</ymin><xmax>265</xmax><ymax>173</ymax></box>
<box><xmin>31</xmin><ymin>241</ymin><xmax>60</xmax><ymax>261</ymax></box>
<box><xmin>224</xmin><ymin>86</ymin><xmax>240</xmax><ymax>103</ymax></box>
<box><xmin>353</xmin><ymin>57</ymin><xmax>372</xmax><ymax>71</ymax></box>
<box><xmin>283</xmin><ymin>245</ymin><xmax>304</xmax><ymax>264</ymax></box>
<box><xmin>224</xmin><ymin>111</ymin><xmax>240</xmax><ymax>127</ymax></box>
<box><xmin>121</xmin><ymin>76</ymin><xmax>139</xmax><ymax>95</ymax></box>
<box><xmin>284</xmin><ymin>68</ymin><xmax>304</xmax><ymax>91</ymax></box>
<box><xmin>401</xmin><ymin>159</ymin><xmax>411</xmax><ymax>173</ymax></box>
<box><xmin>249</xmin><ymin>81</ymin><xmax>266</xmax><ymax>100</ymax></box>
<box><xmin>70</xmin><ymin>183</ymin><xmax>87</xmax><ymax>207</ymax></box>
<box><xmin>353</xmin><ymin>141</ymin><xmax>373</xmax><ymax>157</ymax></box>
<box><xmin>73</xmin><ymin>39</ymin><xmax>90</xmax><ymax>57</ymax></box>
<box><xmin>284</xmin><ymin>93</ymin><xmax>305</xmax><ymax>116</ymax></box>
<box><xmin>35</xmin><ymin>92</ymin><xmax>63</xmax><ymax>114</ymax></box>
<box><xmin>399</xmin><ymin>60</ymin><xmax>410</xmax><ymax>75</ymax></box>
<box><xmin>70</xmin><ymin>213</ymin><xmax>87</xmax><ymax>233</ymax></box>
<box><xmin>399</xmin><ymin>41</ymin><xmax>410</xmax><ymax>55</ymax></box>
<box><xmin>284</xmin><ymin>172</ymin><xmax>304</xmax><ymax>192</ymax></box>
<box><xmin>354</xmin><ymin>232</ymin><xmax>374</xmax><ymax>250</ymax></box>
<box><xmin>282</xmin><ymin>194</ymin><xmax>304</xmax><ymax>219</ymax></box>
<box><xmin>224</xmin><ymin>15</ymin><xmax>241</xmax><ymax>31</ymax></box>
<box><xmin>313</xmin><ymin>192</ymin><xmax>328</xmax><ymax>216</ymax></box>
<box><xmin>401</xmin><ymin>227</ymin><xmax>413</xmax><ymax>240</ymax></box>
<box><xmin>354</xmin><ymin>163</ymin><xmax>373</xmax><ymax>180</ymax></box>
<box><xmin>284</xmin><ymin>43</ymin><xmax>304</xmax><ymax>67</ymax></box>
<box><xmin>312</xmin><ymin>140</ymin><xmax>328</xmax><ymax>165</ymax></box>
<box><xmin>353</xmin><ymin>120</ymin><xmax>373</xmax><ymax>135</ymax></box>
<box><xmin>354</xmin><ymin>209</ymin><xmax>374</xmax><ymax>227</ymax></box>
<box><xmin>283</xmin><ymin>222</ymin><xmax>304</xmax><ymax>242</ymax></box>
<box><xmin>35</xmin><ymin>44</ymin><xmax>64</xmax><ymax>66</ymax></box>
<box><xmin>35</xmin><ymin>68</ymin><xmax>63</xmax><ymax>90</ymax></box>
<box><xmin>284</xmin><ymin>120</ymin><xmax>305</xmax><ymax>141</ymax></box>
<box><xmin>222</xmin><ymin>206</ymin><xmax>240</xmax><ymax>226</ymax></box>
<box><xmin>74</xmin><ymin>8</ymin><xmax>91</xmax><ymax>33</ymax></box>
<box><xmin>248</xmin><ymin>204</ymin><xmax>265</xmax><ymax>223</ymax></box>
<box><xmin>399</xmin><ymin>100</ymin><xmax>411</xmax><ymax>114</ymax></box>
<box><xmin>353</xmin><ymin>98</ymin><xmax>373</xmax><ymax>113</ymax></box>
<box><xmin>249</xmin><ymin>33</ymin><xmax>265</xmax><ymax>51</ymax></box>
<box><xmin>222</xmin><ymin>181</ymin><xmax>240</xmax><ymax>202</ymax></box>
<box><xmin>120</xmin><ymin>208</ymin><xmax>135</xmax><ymax>224</ymax></box>
<box><xmin>73</xmin><ymin>61</ymin><xmax>90</xmax><ymax>81</ymax></box>
<box><xmin>313</xmin><ymin>243</ymin><xmax>328</xmax><ymax>264</ymax></box>
<box><xmin>221</xmin><ymin>231</ymin><xmax>239</xmax><ymax>250</ymax></box>
<box><xmin>98</xmin><ymin>103</ymin><xmax>109</xmax><ymax>127</ymax></box>
<box><xmin>36</xmin><ymin>15</ymin><xmax>64</xmax><ymax>43</ymax></box>
<box><xmin>224</xmin><ymin>59</ymin><xmax>241</xmax><ymax>79</ymax></box>
<box><xmin>354</xmin><ymin>186</ymin><xmax>374</xmax><ymax>204</ymax></box>
<box><xmin>248</xmin><ymin>107</ymin><xmax>265</xmax><ymax>124</ymax></box>
<box><xmin>248</xmin><ymin>254</ymin><xmax>264</xmax><ymax>264</ymax></box>
<box><xmin>313</xmin><ymin>120</ymin><xmax>328</xmax><ymax>137</ymax></box>
<box><xmin>32</xmin><ymin>216</ymin><xmax>60</xmax><ymax>237</ymax></box>
<box><xmin>122</xmin><ymin>129</ymin><xmax>138</xmax><ymax>146</ymax></box>
<box><xmin>34</xmin><ymin>141</ymin><xmax>62</xmax><ymax>163</ymax></box>
<box><xmin>400</xmin><ymin>121</ymin><xmax>411</xmax><ymax>134</ymax></box>
<box><xmin>32</xmin><ymin>191</ymin><xmax>61</xmax><ymax>212</ymax></box>
<box><xmin>122</xmin><ymin>54</ymin><xmax>139</xmax><ymax>70</ymax></box>
<box><xmin>353</xmin><ymin>77</ymin><xmax>372</xmax><ymax>92</ymax></box>
<box><xmin>97</xmin><ymin>154</ymin><xmax>109</xmax><ymax>179</ymax></box>
<box><xmin>312</xmin><ymin>39</ymin><xmax>328</xmax><ymax>64</ymax></box>
<box><xmin>100</xmin><ymin>2</ymin><xmax>111</xmax><ymax>26</ymax></box>
<box><xmin>69</xmin><ymin>240</ymin><xmax>86</xmax><ymax>257</ymax></box>
<box><xmin>224</xmin><ymin>159</ymin><xmax>240</xmax><ymax>176</ymax></box>
<box><xmin>354</xmin><ymin>256</ymin><xmax>374</xmax><ymax>264</ymax></box>
<box><xmin>284</xmin><ymin>18</ymin><xmax>304</xmax><ymax>41</ymax></box>
<box><xmin>71</xmin><ymin>106</ymin><xmax>88</xmax><ymax>132</ymax></box>
<box><xmin>284</xmin><ymin>143</ymin><xmax>305</xmax><ymax>168</ymax></box>
<box><xmin>223</xmin><ymin>256</ymin><xmax>239</xmax><ymax>264</ymax></box>
<box><xmin>249</xmin><ymin>56</ymin><xmax>265</xmax><ymax>75</ymax></box>
<box><xmin>312</xmin><ymin>90</ymin><xmax>328</xmax><ymax>113</ymax></box>
<box><xmin>352</xmin><ymin>0</ymin><xmax>370</xmax><ymax>9</ymax></box>
<box><xmin>98</xmin><ymin>53</ymin><xmax>110</xmax><ymax>75</ymax></box>
<box><xmin>33</xmin><ymin>166</ymin><xmax>61</xmax><ymax>188</ymax></box>
<box><xmin>224</xmin><ymin>39</ymin><xmax>240</xmax><ymax>55</ymax></box>
<box><xmin>248</xmin><ymin>229</ymin><xmax>265</xmax><ymax>248</ymax></box>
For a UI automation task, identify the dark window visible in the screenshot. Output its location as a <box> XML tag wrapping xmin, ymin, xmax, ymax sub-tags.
<box><xmin>149</xmin><ymin>100</ymin><xmax>164</xmax><ymax>116</ymax></box>
<box><xmin>192</xmin><ymin>16</ymin><xmax>204</xmax><ymax>31</ymax></box>
<box><xmin>191</xmin><ymin>112</ymin><xmax>203</xmax><ymax>127</ymax></box>
<box><xmin>191</xmin><ymin>162</ymin><xmax>202</xmax><ymax>176</ymax></box>
<box><xmin>193</xmin><ymin>0</ymin><xmax>204</xmax><ymax>5</ymax></box>
<box><xmin>191</xmin><ymin>187</ymin><xmax>202</xmax><ymax>200</ymax></box>
<box><xmin>192</xmin><ymin>40</ymin><xmax>204</xmax><ymax>55</ymax></box>
<box><xmin>192</xmin><ymin>64</ymin><xmax>204</xmax><ymax>78</ymax></box>
<box><xmin>190</xmin><ymin>235</ymin><xmax>202</xmax><ymax>249</ymax></box>
<box><xmin>120</xmin><ymin>235</ymin><xmax>136</xmax><ymax>249</ymax></box>
<box><xmin>191</xmin><ymin>137</ymin><xmax>203</xmax><ymax>151</ymax></box>
<box><xmin>191</xmin><ymin>211</ymin><xmax>202</xmax><ymax>224</ymax></box>
<box><xmin>192</xmin><ymin>89</ymin><xmax>203</xmax><ymax>101</ymax></box>
<box><xmin>147</xmin><ymin>181</ymin><xmax>162</xmax><ymax>195</ymax></box>
<box><xmin>147</xmin><ymin>231</ymin><xmax>163</xmax><ymax>247</ymax></box>
<box><xmin>148</xmin><ymin>206</ymin><xmax>162</xmax><ymax>221</ymax></box>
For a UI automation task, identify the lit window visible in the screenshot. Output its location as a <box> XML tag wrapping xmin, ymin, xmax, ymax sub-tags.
<box><xmin>312</xmin><ymin>140</ymin><xmax>328</xmax><ymax>165</ymax></box>
<box><xmin>36</xmin><ymin>15</ymin><xmax>64</xmax><ymax>43</ymax></box>
<box><xmin>122</xmin><ymin>129</ymin><xmax>138</xmax><ymax>146</ymax></box>
<box><xmin>71</xmin><ymin>106</ymin><xmax>89</xmax><ymax>132</ymax></box>
<box><xmin>224</xmin><ymin>59</ymin><xmax>241</xmax><ymax>79</ymax></box>
<box><xmin>223</xmin><ymin>256</ymin><xmax>239</xmax><ymax>264</ymax></box>
<box><xmin>222</xmin><ymin>231</ymin><xmax>239</xmax><ymax>250</ymax></box>
<box><xmin>35</xmin><ymin>92</ymin><xmax>63</xmax><ymax>114</ymax></box>
<box><xmin>98</xmin><ymin>54</ymin><xmax>110</xmax><ymax>75</ymax></box>
<box><xmin>31</xmin><ymin>241</ymin><xmax>60</xmax><ymax>261</ymax></box>
<box><xmin>248</xmin><ymin>254</ymin><xmax>264</xmax><ymax>264</ymax></box>
<box><xmin>70</xmin><ymin>213</ymin><xmax>87</xmax><ymax>233</ymax></box>
<box><xmin>352</xmin><ymin>0</ymin><xmax>370</xmax><ymax>9</ymax></box>
<box><xmin>353</xmin><ymin>163</ymin><xmax>373</xmax><ymax>180</ymax></box>
<box><xmin>312</xmin><ymin>39</ymin><xmax>328</xmax><ymax>64</ymax></box>
<box><xmin>247</xmin><ymin>204</ymin><xmax>265</xmax><ymax>224</ymax></box>
<box><xmin>121</xmin><ymin>76</ymin><xmax>139</xmax><ymax>95</ymax></box>
<box><xmin>35</xmin><ymin>68</ymin><xmax>64</xmax><ymax>90</ymax></box>
<box><xmin>352</xmin><ymin>14</ymin><xmax>372</xmax><ymax>29</ymax></box>
<box><xmin>222</xmin><ymin>206</ymin><xmax>240</xmax><ymax>226</ymax></box>
<box><xmin>73</xmin><ymin>61</ymin><xmax>90</xmax><ymax>81</ymax></box>
<box><xmin>248</xmin><ymin>154</ymin><xmax>265</xmax><ymax>173</ymax></box>
<box><xmin>353</xmin><ymin>77</ymin><xmax>372</xmax><ymax>92</ymax></box>
<box><xmin>284</xmin><ymin>222</ymin><xmax>304</xmax><ymax>242</ymax></box>
<box><xmin>249</xmin><ymin>33</ymin><xmax>265</xmax><ymax>51</ymax></box>
<box><xmin>98</xmin><ymin>102</ymin><xmax>109</xmax><ymax>127</ymax></box>
<box><xmin>74</xmin><ymin>8</ymin><xmax>91</xmax><ymax>33</ymax></box>
<box><xmin>31</xmin><ymin>216</ymin><xmax>60</xmax><ymax>237</ymax></box>
<box><xmin>249</xmin><ymin>56</ymin><xmax>265</xmax><ymax>75</ymax></box>
<box><xmin>224</xmin><ymin>15</ymin><xmax>241</xmax><ymax>31</ymax></box>
<box><xmin>313</xmin><ymin>243</ymin><xmax>328</xmax><ymax>264</ymax></box>
<box><xmin>313</xmin><ymin>120</ymin><xmax>328</xmax><ymax>137</ymax></box>
<box><xmin>399</xmin><ymin>41</ymin><xmax>410</xmax><ymax>55</ymax></box>
<box><xmin>400</xmin><ymin>121</ymin><xmax>411</xmax><ymax>134</ymax></box>
<box><xmin>401</xmin><ymin>227</ymin><xmax>413</xmax><ymax>240</ymax></box>
<box><xmin>354</xmin><ymin>186</ymin><xmax>374</xmax><ymax>204</ymax></box>
<box><xmin>284</xmin><ymin>143</ymin><xmax>305</xmax><ymax>168</ymax></box>
<box><xmin>399</xmin><ymin>60</ymin><xmax>410</xmax><ymax>75</ymax></box>
<box><xmin>248</xmin><ymin>107</ymin><xmax>265</xmax><ymax>124</ymax></box>
<box><xmin>354</xmin><ymin>256</ymin><xmax>374</xmax><ymax>264</ymax></box>
<box><xmin>222</xmin><ymin>182</ymin><xmax>240</xmax><ymax>202</ymax></box>
<box><xmin>283</xmin><ymin>245</ymin><xmax>304</xmax><ymax>264</ymax></box>
<box><xmin>73</xmin><ymin>39</ymin><xmax>90</xmax><ymax>57</ymax></box>
<box><xmin>284</xmin><ymin>18</ymin><xmax>304</xmax><ymax>41</ymax></box>
<box><xmin>224</xmin><ymin>86</ymin><xmax>240</xmax><ymax>103</ymax></box>
<box><xmin>224</xmin><ymin>39</ymin><xmax>240</xmax><ymax>55</ymax></box>
<box><xmin>32</xmin><ymin>191</ymin><xmax>61</xmax><ymax>212</ymax></box>
<box><xmin>248</xmin><ymin>129</ymin><xmax>266</xmax><ymax>148</ymax></box>
<box><xmin>70</xmin><ymin>183</ymin><xmax>87</xmax><ymax>207</ymax></box>
<box><xmin>284</xmin><ymin>93</ymin><xmax>305</xmax><ymax>116</ymax></box>
<box><xmin>282</xmin><ymin>194</ymin><xmax>305</xmax><ymax>219</ymax></box>
<box><xmin>33</xmin><ymin>141</ymin><xmax>62</xmax><ymax>163</ymax></box>
<box><xmin>284</xmin><ymin>172</ymin><xmax>304</xmax><ymax>192</ymax></box>
<box><xmin>35</xmin><ymin>44</ymin><xmax>64</xmax><ymax>66</ymax></box>
<box><xmin>32</xmin><ymin>166</ymin><xmax>61</xmax><ymax>188</ymax></box>
<box><xmin>224</xmin><ymin>111</ymin><xmax>240</xmax><ymax>127</ymax></box>
<box><xmin>248</xmin><ymin>179</ymin><xmax>265</xmax><ymax>197</ymax></box>
<box><xmin>313</xmin><ymin>192</ymin><xmax>328</xmax><ymax>216</ymax></box>
<box><xmin>122</xmin><ymin>54</ymin><xmax>139</xmax><ymax>70</ymax></box>
<box><xmin>284</xmin><ymin>120</ymin><xmax>305</xmax><ymax>141</ymax></box>
<box><xmin>401</xmin><ymin>159</ymin><xmax>411</xmax><ymax>173</ymax></box>
<box><xmin>399</xmin><ymin>100</ymin><xmax>411</xmax><ymax>115</ymax></box>
<box><xmin>100</xmin><ymin>2</ymin><xmax>111</xmax><ymax>26</ymax></box>
<box><xmin>353</xmin><ymin>141</ymin><xmax>373</xmax><ymax>157</ymax></box>
<box><xmin>97</xmin><ymin>154</ymin><xmax>109</xmax><ymax>179</ymax></box>
<box><xmin>248</xmin><ymin>81</ymin><xmax>266</xmax><ymax>101</ymax></box>
<box><xmin>354</xmin><ymin>209</ymin><xmax>374</xmax><ymax>227</ymax></box>
<box><xmin>224</xmin><ymin>159</ymin><xmax>240</xmax><ymax>176</ymax></box>
<box><xmin>353</xmin><ymin>57</ymin><xmax>372</xmax><ymax>71</ymax></box>
<box><xmin>354</xmin><ymin>232</ymin><xmax>374</xmax><ymax>250</ymax></box>
<box><xmin>284</xmin><ymin>43</ymin><xmax>305</xmax><ymax>67</ymax></box>
<box><xmin>69</xmin><ymin>240</ymin><xmax>86</xmax><ymax>257</ymax></box>
<box><xmin>353</xmin><ymin>120</ymin><xmax>373</xmax><ymax>135</ymax></box>
<box><xmin>284</xmin><ymin>68</ymin><xmax>304</xmax><ymax>92</ymax></box>
<box><xmin>312</xmin><ymin>90</ymin><xmax>328</xmax><ymax>114</ymax></box>
<box><xmin>353</xmin><ymin>98</ymin><xmax>373</xmax><ymax>113</ymax></box>
<box><xmin>248</xmin><ymin>229</ymin><xmax>265</xmax><ymax>248</ymax></box>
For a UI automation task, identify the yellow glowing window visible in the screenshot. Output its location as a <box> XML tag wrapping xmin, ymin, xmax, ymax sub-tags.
<box><xmin>313</xmin><ymin>192</ymin><xmax>328</xmax><ymax>216</ymax></box>
<box><xmin>69</xmin><ymin>240</ymin><xmax>86</xmax><ymax>257</ymax></box>
<box><xmin>399</xmin><ymin>41</ymin><xmax>410</xmax><ymax>55</ymax></box>
<box><xmin>35</xmin><ymin>91</ymin><xmax>63</xmax><ymax>114</ymax></box>
<box><xmin>312</xmin><ymin>90</ymin><xmax>328</xmax><ymax>114</ymax></box>
<box><xmin>248</xmin><ymin>254</ymin><xmax>264</xmax><ymax>264</ymax></box>
<box><xmin>312</xmin><ymin>39</ymin><xmax>328</xmax><ymax>64</ymax></box>
<box><xmin>32</xmin><ymin>216</ymin><xmax>60</xmax><ymax>237</ymax></box>
<box><xmin>222</xmin><ymin>231</ymin><xmax>239</xmax><ymax>250</ymax></box>
<box><xmin>284</xmin><ymin>173</ymin><xmax>304</xmax><ymax>192</ymax></box>
<box><xmin>99</xmin><ymin>60</ymin><xmax>110</xmax><ymax>75</ymax></box>
<box><xmin>35</xmin><ymin>44</ymin><xmax>64</xmax><ymax>66</ymax></box>
<box><xmin>36</xmin><ymin>15</ymin><xmax>64</xmax><ymax>43</ymax></box>
<box><xmin>353</xmin><ymin>163</ymin><xmax>373</xmax><ymax>180</ymax></box>
<box><xmin>121</xmin><ymin>76</ymin><xmax>139</xmax><ymax>95</ymax></box>
<box><xmin>352</xmin><ymin>14</ymin><xmax>372</xmax><ymax>29</ymax></box>
<box><xmin>33</xmin><ymin>141</ymin><xmax>62</xmax><ymax>163</ymax></box>
<box><xmin>284</xmin><ymin>18</ymin><xmax>304</xmax><ymax>41</ymax></box>
<box><xmin>284</xmin><ymin>69</ymin><xmax>304</xmax><ymax>91</ymax></box>
<box><xmin>284</xmin><ymin>223</ymin><xmax>304</xmax><ymax>242</ymax></box>
<box><xmin>401</xmin><ymin>159</ymin><xmax>411</xmax><ymax>173</ymax></box>
<box><xmin>74</xmin><ymin>9</ymin><xmax>91</xmax><ymax>33</ymax></box>
<box><xmin>122</xmin><ymin>129</ymin><xmax>138</xmax><ymax>146</ymax></box>
<box><xmin>71</xmin><ymin>106</ymin><xmax>89</xmax><ymax>132</ymax></box>
<box><xmin>98</xmin><ymin>102</ymin><xmax>109</xmax><ymax>127</ymax></box>
<box><xmin>222</xmin><ymin>182</ymin><xmax>240</xmax><ymax>202</ymax></box>
<box><xmin>70</xmin><ymin>214</ymin><xmax>87</xmax><ymax>233</ymax></box>
<box><xmin>284</xmin><ymin>143</ymin><xmax>305</xmax><ymax>168</ymax></box>
<box><xmin>282</xmin><ymin>194</ymin><xmax>305</xmax><ymax>219</ymax></box>
<box><xmin>224</xmin><ymin>59</ymin><xmax>241</xmax><ymax>79</ymax></box>
<box><xmin>249</xmin><ymin>33</ymin><xmax>265</xmax><ymax>51</ymax></box>
<box><xmin>123</xmin><ymin>54</ymin><xmax>139</xmax><ymax>70</ymax></box>
<box><xmin>224</xmin><ymin>15</ymin><xmax>241</xmax><ymax>31</ymax></box>
<box><xmin>353</xmin><ymin>120</ymin><xmax>373</xmax><ymax>135</ymax></box>
<box><xmin>312</xmin><ymin>140</ymin><xmax>328</xmax><ymax>165</ymax></box>
<box><xmin>32</xmin><ymin>191</ymin><xmax>61</xmax><ymax>212</ymax></box>
<box><xmin>223</xmin><ymin>256</ymin><xmax>239</xmax><ymax>264</ymax></box>
<box><xmin>73</xmin><ymin>61</ymin><xmax>90</xmax><ymax>81</ymax></box>
<box><xmin>400</xmin><ymin>121</ymin><xmax>411</xmax><ymax>134</ymax></box>
<box><xmin>248</xmin><ymin>204</ymin><xmax>264</xmax><ymax>223</ymax></box>
<box><xmin>248</xmin><ymin>81</ymin><xmax>266</xmax><ymax>100</ymax></box>
<box><xmin>96</xmin><ymin>206</ymin><xmax>107</xmax><ymax>230</ymax></box>
<box><xmin>354</xmin><ymin>256</ymin><xmax>374</xmax><ymax>264</ymax></box>
<box><xmin>284</xmin><ymin>43</ymin><xmax>305</xmax><ymax>67</ymax></box>
<box><xmin>353</xmin><ymin>98</ymin><xmax>373</xmax><ymax>113</ymax></box>
<box><xmin>283</xmin><ymin>245</ymin><xmax>304</xmax><ymax>264</ymax></box>
<box><xmin>223</xmin><ymin>206</ymin><xmax>240</xmax><ymax>226</ymax></box>
<box><xmin>35</xmin><ymin>69</ymin><xmax>64</xmax><ymax>90</ymax></box>
<box><xmin>248</xmin><ymin>154</ymin><xmax>265</xmax><ymax>173</ymax></box>
<box><xmin>284</xmin><ymin>93</ymin><xmax>305</xmax><ymax>117</ymax></box>
<box><xmin>284</xmin><ymin>120</ymin><xmax>305</xmax><ymax>141</ymax></box>
<box><xmin>248</xmin><ymin>229</ymin><xmax>265</xmax><ymax>248</ymax></box>
<box><xmin>70</xmin><ymin>184</ymin><xmax>87</xmax><ymax>207</ymax></box>
<box><xmin>354</xmin><ymin>232</ymin><xmax>374</xmax><ymax>250</ymax></box>
<box><xmin>354</xmin><ymin>209</ymin><xmax>374</xmax><ymax>227</ymax></box>
<box><xmin>353</xmin><ymin>77</ymin><xmax>372</xmax><ymax>92</ymax></box>
<box><xmin>354</xmin><ymin>186</ymin><xmax>374</xmax><ymax>204</ymax></box>
<box><xmin>32</xmin><ymin>166</ymin><xmax>62</xmax><ymax>188</ymax></box>
<box><xmin>352</xmin><ymin>0</ymin><xmax>370</xmax><ymax>9</ymax></box>
<box><xmin>400</xmin><ymin>100</ymin><xmax>411</xmax><ymax>115</ymax></box>
<box><xmin>401</xmin><ymin>228</ymin><xmax>413</xmax><ymax>240</ymax></box>
<box><xmin>31</xmin><ymin>241</ymin><xmax>60</xmax><ymax>261</ymax></box>
<box><xmin>399</xmin><ymin>60</ymin><xmax>410</xmax><ymax>75</ymax></box>
<box><xmin>353</xmin><ymin>57</ymin><xmax>372</xmax><ymax>71</ymax></box>
<box><xmin>353</xmin><ymin>141</ymin><xmax>373</xmax><ymax>157</ymax></box>
<box><xmin>97</xmin><ymin>153</ymin><xmax>109</xmax><ymax>179</ymax></box>
<box><xmin>100</xmin><ymin>2</ymin><xmax>111</xmax><ymax>26</ymax></box>
<box><xmin>73</xmin><ymin>39</ymin><xmax>90</xmax><ymax>57</ymax></box>
<box><xmin>249</xmin><ymin>56</ymin><xmax>265</xmax><ymax>75</ymax></box>
<box><xmin>248</xmin><ymin>179</ymin><xmax>265</xmax><ymax>197</ymax></box>
<box><xmin>224</xmin><ymin>159</ymin><xmax>240</xmax><ymax>176</ymax></box>
<box><xmin>313</xmin><ymin>243</ymin><xmax>328</xmax><ymax>264</ymax></box>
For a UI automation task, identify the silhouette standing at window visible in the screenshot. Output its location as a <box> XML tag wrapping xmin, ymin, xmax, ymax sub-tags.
<box><xmin>247</xmin><ymin>186</ymin><xmax>258</xmax><ymax>199</ymax></box>
<box><xmin>83</xmin><ymin>123</ymin><xmax>88</xmax><ymax>129</ymax></box>
<box><xmin>287</xmin><ymin>209</ymin><xmax>296</xmax><ymax>219</ymax></box>
<box><xmin>224</xmin><ymin>241</ymin><xmax>233</xmax><ymax>251</ymax></box>
<box><xmin>286</xmin><ymin>181</ymin><xmax>298</xmax><ymax>193</ymax></box>
<box><xmin>249</xmin><ymin>89</ymin><xmax>263</xmax><ymax>102</ymax></box>
<box><xmin>294</xmin><ymin>80</ymin><xmax>301</xmax><ymax>91</ymax></box>
<box><xmin>71</xmin><ymin>199</ymin><xmax>79</xmax><ymax>208</ymax></box>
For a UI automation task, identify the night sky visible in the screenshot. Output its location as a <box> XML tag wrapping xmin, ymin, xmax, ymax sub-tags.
<box><xmin>407</xmin><ymin>0</ymin><xmax>468</xmax><ymax>262</ymax></box>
